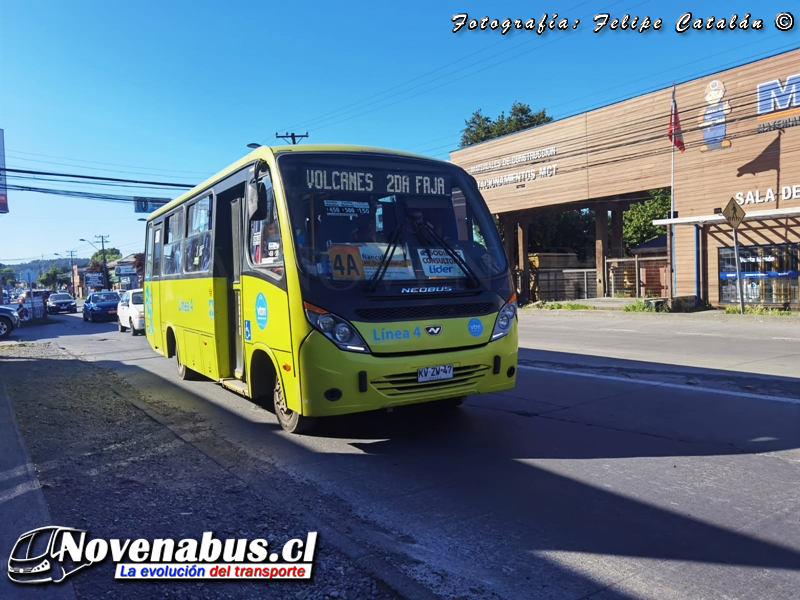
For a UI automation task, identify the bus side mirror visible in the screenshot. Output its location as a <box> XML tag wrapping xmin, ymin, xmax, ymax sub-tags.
<box><xmin>247</xmin><ymin>179</ymin><xmax>266</xmax><ymax>222</ymax></box>
<box><xmin>247</xmin><ymin>179</ymin><xmax>274</xmax><ymax>223</ymax></box>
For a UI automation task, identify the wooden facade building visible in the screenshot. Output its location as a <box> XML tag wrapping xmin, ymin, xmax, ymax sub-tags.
<box><xmin>450</xmin><ymin>49</ymin><xmax>800</xmax><ymax>307</ymax></box>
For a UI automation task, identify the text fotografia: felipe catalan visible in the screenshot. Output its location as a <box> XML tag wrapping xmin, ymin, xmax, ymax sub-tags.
<box><xmin>452</xmin><ymin>12</ymin><xmax>793</xmax><ymax>34</ymax></box>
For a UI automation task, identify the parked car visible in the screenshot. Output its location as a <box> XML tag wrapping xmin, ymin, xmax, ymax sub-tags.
<box><xmin>47</xmin><ymin>292</ymin><xmax>78</xmax><ymax>314</ymax></box>
<box><xmin>0</xmin><ymin>305</ymin><xmax>21</xmax><ymax>339</ymax></box>
<box><xmin>82</xmin><ymin>291</ymin><xmax>121</xmax><ymax>323</ymax></box>
<box><xmin>117</xmin><ymin>289</ymin><xmax>144</xmax><ymax>335</ymax></box>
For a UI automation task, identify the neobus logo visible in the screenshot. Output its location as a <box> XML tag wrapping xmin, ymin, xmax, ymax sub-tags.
<box><xmin>400</xmin><ymin>286</ymin><xmax>453</xmax><ymax>293</ymax></box>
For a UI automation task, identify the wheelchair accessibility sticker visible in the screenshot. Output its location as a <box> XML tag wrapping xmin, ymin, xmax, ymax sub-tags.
<box><xmin>244</xmin><ymin>320</ymin><xmax>252</xmax><ymax>341</ymax></box>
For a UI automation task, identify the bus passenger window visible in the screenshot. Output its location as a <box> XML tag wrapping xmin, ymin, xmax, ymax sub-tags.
<box><xmin>185</xmin><ymin>196</ymin><xmax>213</xmax><ymax>273</ymax></box>
<box><xmin>162</xmin><ymin>211</ymin><xmax>184</xmax><ymax>276</ymax></box>
<box><xmin>152</xmin><ymin>228</ymin><xmax>162</xmax><ymax>277</ymax></box>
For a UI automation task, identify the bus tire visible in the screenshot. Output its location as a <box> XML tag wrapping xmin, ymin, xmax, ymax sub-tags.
<box><xmin>274</xmin><ymin>379</ymin><xmax>315</xmax><ymax>434</ymax></box>
<box><xmin>175</xmin><ymin>342</ymin><xmax>199</xmax><ymax>381</ymax></box>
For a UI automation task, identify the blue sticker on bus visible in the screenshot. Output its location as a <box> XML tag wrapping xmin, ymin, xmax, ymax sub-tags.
<box><xmin>468</xmin><ymin>318</ymin><xmax>483</xmax><ymax>337</ymax></box>
<box><xmin>255</xmin><ymin>293</ymin><xmax>268</xmax><ymax>329</ymax></box>
<box><xmin>244</xmin><ymin>320</ymin><xmax>252</xmax><ymax>341</ymax></box>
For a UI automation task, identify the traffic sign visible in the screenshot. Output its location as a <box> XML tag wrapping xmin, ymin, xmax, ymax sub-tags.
<box><xmin>722</xmin><ymin>198</ymin><xmax>746</xmax><ymax>230</ymax></box>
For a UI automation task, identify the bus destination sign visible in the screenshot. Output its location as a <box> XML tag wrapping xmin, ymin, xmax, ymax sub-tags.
<box><xmin>303</xmin><ymin>167</ymin><xmax>450</xmax><ymax>197</ymax></box>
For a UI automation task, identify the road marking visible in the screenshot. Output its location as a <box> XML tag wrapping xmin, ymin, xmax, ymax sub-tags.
<box><xmin>517</xmin><ymin>365</ymin><xmax>800</xmax><ymax>405</ymax></box>
<box><xmin>772</xmin><ymin>337</ymin><xmax>800</xmax><ymax>342</ymax></box>
<box><xmin>673</xmin><ymin>332</ymin><xmax>722</xmax><ymax>337</ymax></box>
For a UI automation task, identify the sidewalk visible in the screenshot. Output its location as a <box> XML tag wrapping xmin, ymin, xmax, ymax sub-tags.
<box><xmin>0</xmin><ymin>376</ymin><xmax>75</xmax><ymax>600</ymax></box>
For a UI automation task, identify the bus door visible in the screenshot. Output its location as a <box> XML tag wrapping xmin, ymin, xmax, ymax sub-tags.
<box><xmin>229</xmin><ymin>196</ymin><xmax>245</xmax><ymax>379</ymax></box>
<box><xmin>145</xmin><ymin>222</ymin><xmax>164</xmax><ymax>351</ymax></box>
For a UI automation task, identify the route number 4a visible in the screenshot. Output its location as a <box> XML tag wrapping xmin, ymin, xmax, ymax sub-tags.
<box><xmin>329</xmin><ymin>245</ymin><xmax>365</xmax><ymax>280</ymax></box>
<box><xmin>332</xmin><ymin>253</ymin><xmax>361</xmax><ymax>278</ymax></box>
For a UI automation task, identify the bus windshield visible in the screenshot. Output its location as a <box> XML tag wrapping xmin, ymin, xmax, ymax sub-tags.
<box><xmin>279</xmin><ymin>154</ymin><xmax>507</xmax><ymax>287</ymax></box>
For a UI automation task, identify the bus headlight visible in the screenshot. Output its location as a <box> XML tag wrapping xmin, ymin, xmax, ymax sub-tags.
<box><xmin>334</xmin><ymin>323</ymin><xmax>352</xmax><ymax>342</ymax></box>
<box><xmin>318</xmin><ymin>314</ymin><xmax>335</xmax><ymax>332</ymax></box>
<box><xmin>304</xmin><ymin>302</ymin><xmax>370</xmax><ymax>353</ymax></box>
<box><xmin>491</xmin><ymin>294</ymin><xmax>517</xmax><ymax>341</ymax></box>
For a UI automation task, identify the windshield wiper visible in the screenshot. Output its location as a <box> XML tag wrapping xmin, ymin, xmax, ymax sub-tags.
<box><xmin>402</xmin><ymin>204</ymin><xmax>482</xmax><ymax>289</ymax></box>
<box><xmin>367</xmin><ymin>201</ymin><xmax>406</xmax><ymax>292</ymax></box>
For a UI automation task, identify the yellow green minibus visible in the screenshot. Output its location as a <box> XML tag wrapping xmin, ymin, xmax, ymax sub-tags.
<box><xmin>144</xmin><ymin>145</ymin><xmax>517</xmax><ymax>433</ymax></box>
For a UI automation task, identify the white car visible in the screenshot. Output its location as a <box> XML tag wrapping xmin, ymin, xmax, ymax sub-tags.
<box><xmin>117</xmin><ymin>289</ymin><xmax>145</xmax><ymax>335</ymax></box>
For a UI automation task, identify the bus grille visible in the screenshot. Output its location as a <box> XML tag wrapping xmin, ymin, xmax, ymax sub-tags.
<box><xmin>371</xmin><ymin>365</ymin><xmax>490</xmax><ymax>396</ymax></box>
<box><xmin>355</xmin><ymin>302</ymin><xmax>494</xmax><ymax>321</ymax></box>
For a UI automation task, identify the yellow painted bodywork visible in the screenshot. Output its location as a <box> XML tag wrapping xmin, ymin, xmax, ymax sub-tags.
<box><xmin>145</xmin><ymin>144</ymin><xmax>518</xmax><ymax>418</ymax></box>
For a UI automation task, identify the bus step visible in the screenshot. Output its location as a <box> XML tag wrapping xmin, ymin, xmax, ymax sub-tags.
<box><xmin>220</xmin><ymin>378</ymin><xmax>249</xmax><ymax>396</ymax></box>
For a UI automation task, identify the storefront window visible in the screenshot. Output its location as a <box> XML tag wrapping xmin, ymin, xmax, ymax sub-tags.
<box><xmin>718</xmin><ymin>243</ymin><xmax>799</xmax><ymax>305</ymax></box>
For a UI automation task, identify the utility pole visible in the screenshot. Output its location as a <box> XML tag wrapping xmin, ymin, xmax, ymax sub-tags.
<box><xmin>65</xmin><ymin>250</ymin><xmax>77</xmax><ymax>295</ymax></box>
<box><xmin>96</xmin><ymin>235</ymin><xmax>110</xmax><ymax>290</ymax></box>
<box><xmin>275</xmin><ymin>131</ymin><xmax>309</xmax><ymax>145</ymax></box>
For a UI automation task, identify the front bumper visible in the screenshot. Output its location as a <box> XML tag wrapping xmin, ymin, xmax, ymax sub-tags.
<box><xmin>297</xmin><ymin>323</ymin><xmax>517</xmax><ymax>417</ymax></box>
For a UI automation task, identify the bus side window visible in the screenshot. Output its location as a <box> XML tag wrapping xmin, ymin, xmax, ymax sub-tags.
<box><xmin>249</xmin><ymin>172</ymin><xmax>284</xmax><ymax>280</ymax></box>
<box><xmin>162</xmin><ymin>211</ymin><xmax>184</xmax><ymax>276</ymax></box>
<box><xmin>185</xmin><ymin>195</ymin><xmax>213</xmax><ymax>273</ymax></box>
<box><xmin>152</xmin><ymin>228</ymin><xmax>162</xmax><ymax>277</ymax></box>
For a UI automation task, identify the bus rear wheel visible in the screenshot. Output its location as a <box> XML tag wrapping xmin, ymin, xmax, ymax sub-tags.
<box><xmin>274</xmin><ymin>379</ymin><xmax>315</xmax><ymax>434</ymax></box>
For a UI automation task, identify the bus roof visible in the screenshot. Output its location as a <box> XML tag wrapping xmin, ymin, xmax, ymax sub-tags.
<box><xmin>148</xmin><ymin>144</ymin><xmax>451</xmax><ymax>220</ymax></box>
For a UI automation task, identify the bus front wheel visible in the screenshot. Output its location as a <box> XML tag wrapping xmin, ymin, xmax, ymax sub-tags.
<box><xmin>175</xmin><ymin>342</ymin><xmax>198</xmax><ymax>381</ymax></box>
<box><xmin>274</xmin><ymin>379</ymin><xmax>316</xmax><ymax>434</ymax></box>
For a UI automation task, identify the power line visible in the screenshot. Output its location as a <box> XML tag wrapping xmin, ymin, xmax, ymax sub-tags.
<box><xmin>0</xmin><ymin>167</ymin><xmax>194</xmax><ymax>189</ymax></box>
<box><xmin>5</xmin><ymin>149</ymin><xmax>213</xmax><ymax>176</ymax></box>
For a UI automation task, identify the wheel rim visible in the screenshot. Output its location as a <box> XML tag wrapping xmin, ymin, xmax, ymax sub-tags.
<box><xmin>274</xmin><ymin>382</ymin><xmax>292</xmax><ymax>420</ymax></box>
<box><xmin>0</xmin><ymin>321</ymin><xmax>8</xmax><ymax>336</ymax></box>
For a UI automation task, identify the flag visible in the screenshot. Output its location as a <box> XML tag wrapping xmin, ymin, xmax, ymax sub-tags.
<box><xmin>668</xmin><ymin>86</ymin><xmax>685</xmax><ymax>153</ymax></box>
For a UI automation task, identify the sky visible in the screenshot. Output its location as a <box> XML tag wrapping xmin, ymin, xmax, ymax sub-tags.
<box><xmin>1</xmin><ymin>1</ymin><xmax>798</xmax><ymax>265</ymax></box>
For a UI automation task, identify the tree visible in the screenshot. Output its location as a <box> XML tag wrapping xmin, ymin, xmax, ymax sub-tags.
<box><xmin>37</xmin><ymin>265</ymin><xmax>64</xmax><ymax>289</ymax></box>
<box><xmin>91</xmin><ymin>247</ymin><xmax>122</xmax><ymax>263</ymax></box>
<box><xmin>1</xmin><ymin>266</ymin><xmax>16</xmax><ymax>288</ymax></box>
<box><xmin>85</xmin><ymin>259</ymin><xmax>106</xmax><ymax>273</ymax></box>
<box><xmin>460</xmin><ymin>102</ymin><xmax>553</xmax><ymax>148</ymax></box>
<box><xmin>623</xmin><ymin>188</ymin><xmax>671</xmax><ymax>251</ymax></box>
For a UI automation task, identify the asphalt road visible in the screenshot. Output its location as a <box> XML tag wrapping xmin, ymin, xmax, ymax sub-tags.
<box><xmin>7</xmin><ymin>309</ymin><xmax>800</xmax><ymax>599</ymax></box>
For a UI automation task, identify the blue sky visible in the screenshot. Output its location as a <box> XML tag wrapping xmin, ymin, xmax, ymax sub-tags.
<box><xmin>1</xmin><ymin>1</ymin><xmax>798</xmax><ymax>264</ymax></box>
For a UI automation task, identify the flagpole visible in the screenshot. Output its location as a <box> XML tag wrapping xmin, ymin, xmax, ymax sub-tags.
<box><xmin>670</xmin><ymin>85</ymin><xmax>676</xmax><ymax>299</ymax></box>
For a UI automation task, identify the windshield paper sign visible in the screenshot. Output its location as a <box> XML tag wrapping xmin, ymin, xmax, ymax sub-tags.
<box><xmin>327</xmin><ymin>243</ymin><xmax>414</xmax><ymax>280</ymax></box>
<box><xmin>417</xmin><ymin>248</ymin><xmax>465</xmax><ymax>278</ymax></box>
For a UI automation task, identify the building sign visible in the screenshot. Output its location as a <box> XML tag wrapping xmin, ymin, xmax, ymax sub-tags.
<box><xmin>756</xmin><ymin>72</ymin><xmax>800</xmax><ymax>133</ymax></box>
<box><xmin>477</xmin><ymin>164</ymin><xmax>559</xmax><ymax>190</ymax></box>
<box><xmin>0</xmin><ymin>129</ymin><xmax>7</xmax><ymax>214</ymax></box>
<box><xmin>115</xmin><ymin>265</ymin><xmax>137</xmax><ymax>276</ymax></box>
<box><xmin>735</xmin><ymin>183</ymin><xmax>800</xmax><ymax>205</ymax></box>
<box><xmin>85</xmin><ymin>273</ymin><xmax>104</xmax><ymax>287</ymax></box>
<box><xmin>469</xmin><ymin>146</ymin><xmax>557</xmax><ymax>175</ymax></box>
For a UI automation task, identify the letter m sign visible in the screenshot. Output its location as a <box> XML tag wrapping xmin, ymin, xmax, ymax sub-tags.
<box><xmin>757</xmin><ymin>73</ymin><xmax>800</xmax><ymax>115</ymax></box>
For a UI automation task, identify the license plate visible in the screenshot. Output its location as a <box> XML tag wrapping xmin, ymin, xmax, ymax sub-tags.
<box><xmin>417</xmin><ymin>364</ymin><xmax>453</xmax><ymax>383</ymax></box>
<box><xmin>108</xmin><ymin>310</ymin><xmax>117</xmax><ymax>314</ymax></box>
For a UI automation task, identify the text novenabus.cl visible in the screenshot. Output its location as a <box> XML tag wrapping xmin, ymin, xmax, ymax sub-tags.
<box><xmin>7</xmin><ymin>526</ymin><xmax>318</xmax><ymax>584</ymax></box>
